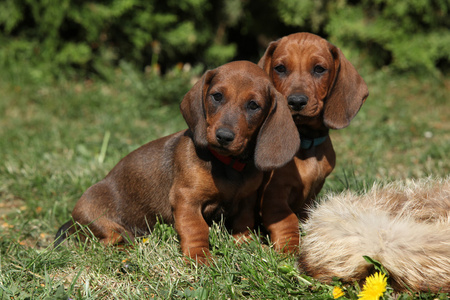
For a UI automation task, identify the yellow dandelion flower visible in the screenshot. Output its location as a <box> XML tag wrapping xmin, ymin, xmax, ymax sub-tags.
<box><xmin>332</xmin><ymin>286</ymin><xmax>345</xmax><ymax>299</ymax></box>
<box><xmin>358</xmin><ymin>272</ymin><xmax>387</xmax><ymax>300</ymax></box>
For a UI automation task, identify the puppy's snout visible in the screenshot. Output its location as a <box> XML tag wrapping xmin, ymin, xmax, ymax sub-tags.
<box><xmin>287</xmin><ymin>94</ymin><xmax>308</xmax><ymax>111</ymax></box>
<box><xmin>215</xmin><ymin>128</ymin><xmax>235</xmax><ymax>146</ymax></box>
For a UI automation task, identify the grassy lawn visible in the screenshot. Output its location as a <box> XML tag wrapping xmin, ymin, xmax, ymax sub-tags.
<box><xmin>0</xmin><ymin>63</ymin><xmax>449</xmax><ymax>299</ymax></box>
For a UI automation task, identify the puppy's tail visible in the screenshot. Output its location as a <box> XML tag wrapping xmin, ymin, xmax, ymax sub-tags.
<box><xmin>299</xmin><ymin>177</ymin><xmax>450</xmax><ymax>293</ymax></box>
<box><xmin>54</xmin><ymin>220</ymin><xmax>74</xmax><ymax>248</ymax></box>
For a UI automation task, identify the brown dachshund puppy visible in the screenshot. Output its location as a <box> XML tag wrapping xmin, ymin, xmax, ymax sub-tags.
<box><xmin>257</xmin><ymin>32</ymin><xmax>369</xmax><ymax>252</ymax></box>
<box><xmin>55</xmin><ymin>61</ymin><xmax>300</xmax><ymax>263</ymax></box>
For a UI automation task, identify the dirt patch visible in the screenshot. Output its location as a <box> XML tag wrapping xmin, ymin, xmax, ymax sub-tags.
<box><xmin>0</xmin><ymin>195</ymin><xmax>26</xmax><ymax>219</ymax></box>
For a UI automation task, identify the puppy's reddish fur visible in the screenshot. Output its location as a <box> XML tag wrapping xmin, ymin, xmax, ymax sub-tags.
<box><xmin>258</xmin><ymin>33</ymin><xmax>369</xmax><ymax>252</ymax></box>
<box><xmin>55</xmin><ymin>61</ymin><xmax>300</xmax><ymax>263</ymax></box>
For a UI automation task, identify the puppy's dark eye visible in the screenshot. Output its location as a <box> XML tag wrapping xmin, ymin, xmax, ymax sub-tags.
<box><xmin>313</xmin><ymin>65</ymin><xmax>326</xmax><ymax>74</ymax></box>
<box><xmin>211</xmin><ymin>92</ymin><xmax>223</xmax><ymax>102</ymax></box>
<box><xmin>247</xmin><ymin>100</ymin><xmax>260</xmax><ymax>111</ymax></box>
<box><xmin>274</xmin><ymin>64</ymin><xmax>287</xmax><ymax>74</ymax></box>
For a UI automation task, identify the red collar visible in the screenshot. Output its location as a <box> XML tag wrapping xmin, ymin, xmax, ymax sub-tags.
<box><xmin>209</xmin><ymin>147</ymin><xmax>246</xmax><ymax>172</ymax></box>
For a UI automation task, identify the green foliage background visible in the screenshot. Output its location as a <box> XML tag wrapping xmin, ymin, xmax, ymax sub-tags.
<box><xmin>1</xmin><ymin>0</ymin><xmax>449</xmax><ymax>81</ymax></box>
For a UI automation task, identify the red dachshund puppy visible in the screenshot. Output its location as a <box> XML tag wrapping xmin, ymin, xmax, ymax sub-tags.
<box><xmin>55</xmin><ymin>61</ymin><xmax>300</xmax><ymax>263</ymax></box>
<box><xmin>258</xmin><ymin>33</ymin><xmax>369</xmax><ymax>252</ymax></box>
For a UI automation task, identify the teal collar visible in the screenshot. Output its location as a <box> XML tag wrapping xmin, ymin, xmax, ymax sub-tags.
<box><xmin>300</xmin><ymin>135</ymin><xmax>328</xmax><ymax>150</ymax></box>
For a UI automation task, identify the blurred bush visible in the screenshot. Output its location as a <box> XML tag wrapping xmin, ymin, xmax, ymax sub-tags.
<box><xmin>0</xmin><ymin>0</ymin><xmax>448</xmax><ymax>80</ymax></box>
<box><xmin>277</xmin><ymin>0</ymin><xmax>450</xmax><ymax>74</ymax></box>
<box><xmin>0</xmin><ymin>0</ymin><xmax>235</xmax><ymax>80</ymax></box>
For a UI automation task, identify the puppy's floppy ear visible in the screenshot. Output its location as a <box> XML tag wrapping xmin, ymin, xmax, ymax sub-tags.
<box><xmin>258</xmin><ymin>40</ymin><xmax>280</xmax><ymax>76</ymax></box>
<box><xmin>180</xmin><ymin>70</ymin><xmax>215</xmax><ymax>148</ymax></box>
<box><xmin>323</xmin><ymin>45</ymin><xmax>369</xmax><ymax>129</ymax></box>
<box><xmin>255</xmin><ymin>87</ymin><xmax>300</xmax><ymax>171</ymax></box>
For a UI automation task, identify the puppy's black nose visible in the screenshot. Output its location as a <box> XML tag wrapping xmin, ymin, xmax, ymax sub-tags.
<box><xmin>216</xmin><ymin>128</ymin><xmax>235</xmax><ymax>146</ymax></box>
<box><xmin>287</xmin><ymin>94</ymin><xmax>308</xmax><ymax>111</ymax></box>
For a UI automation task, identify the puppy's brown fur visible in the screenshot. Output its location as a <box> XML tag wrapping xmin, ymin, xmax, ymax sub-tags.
<box><xmin>258</xmin><ymin>32</ymin><xmax>369</xmax><ymax>252</ymax></box>
<box><xmin>55</xmin><ymin>61</ymin><xmax>300</xmax><ymax>263</ymax></box>
<box><xmin>299</xmin><ymin>177</ymin><xmax>450</xmax><ymax>292</ymax></box>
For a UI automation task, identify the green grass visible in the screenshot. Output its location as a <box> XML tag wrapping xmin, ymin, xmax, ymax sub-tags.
<box><xmin>0</xmin><ymin>63</ymin><xmax>449</xmax><ymax>299</ymax></box>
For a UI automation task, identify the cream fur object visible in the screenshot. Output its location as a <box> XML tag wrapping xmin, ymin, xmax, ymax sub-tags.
<box><xmin>299</xmin><ymin>177</ymin><xmax>450</xmax><ymax>292</ymax></box>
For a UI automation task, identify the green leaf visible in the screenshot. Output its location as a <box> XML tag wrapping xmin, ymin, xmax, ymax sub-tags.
<box><xmin>363</xmin><ymin>256</ymin><xmax>389</xmax><ymax>277</ymax></box>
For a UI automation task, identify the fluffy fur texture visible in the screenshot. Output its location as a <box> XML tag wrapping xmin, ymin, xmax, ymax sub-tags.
<box><xmin>299</xmin><ymin>177</ymin><xmax>450</xmax><ymax>292</ymax></box>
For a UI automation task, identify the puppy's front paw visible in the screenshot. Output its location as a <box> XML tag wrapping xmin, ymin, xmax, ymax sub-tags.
<box><xmin>232</xmin><ymin>231</ymin><xmax>252</xmax><ymax>246</ymax></box>
<box><xmin>183</xmin><ymin>247</ymin><xmax>211</xmax><ymax>265</ymax></box>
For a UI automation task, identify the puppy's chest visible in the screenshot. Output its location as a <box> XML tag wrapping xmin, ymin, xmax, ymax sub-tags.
<box><xmin>294</xmin><ymin>155</ymin><xmax>331</xmax><ymax>190</ymax></box>
<box><xmin>215</xmin><ymin>168</ymin><xmax>262</xmax><ymax>200</ymax></box>
<box><xmin>203</xmin><ymin>169</ymin><xmax>262</xmax><ymax>219</ymax></box>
